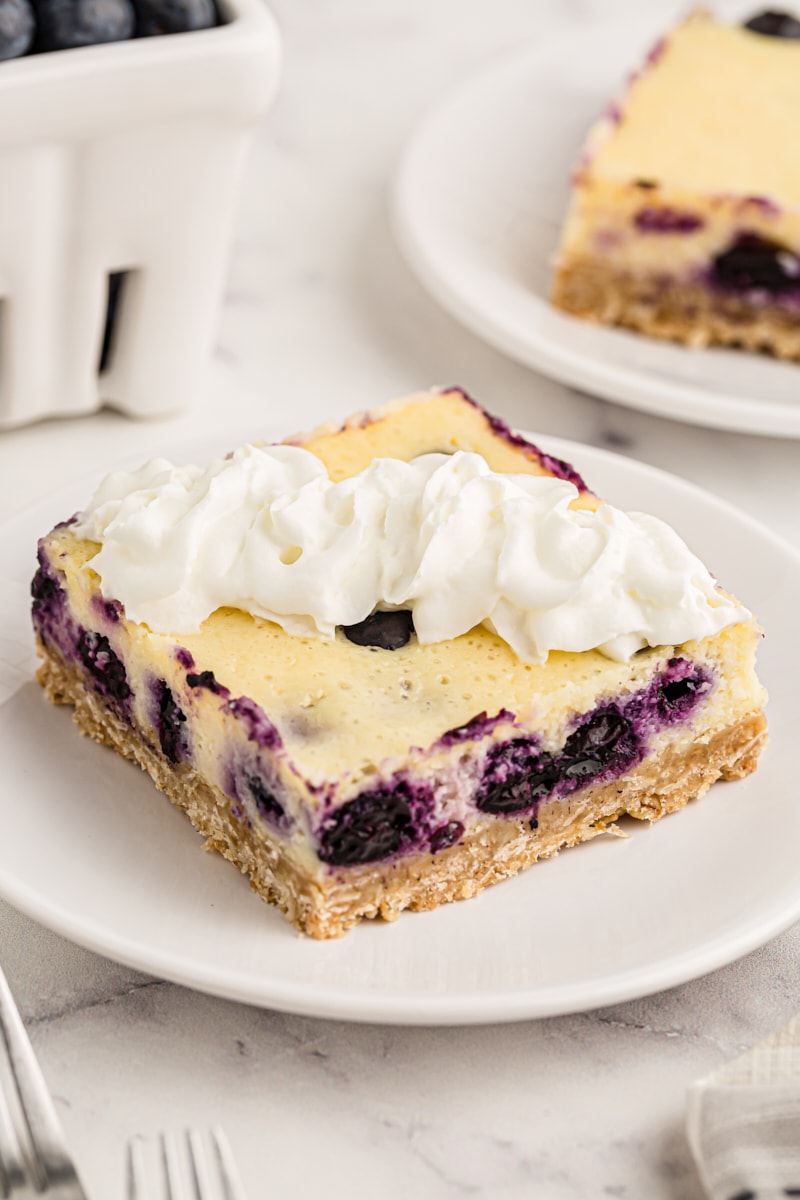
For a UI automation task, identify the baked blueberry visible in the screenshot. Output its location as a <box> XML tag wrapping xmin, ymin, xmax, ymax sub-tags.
<box><xmin>743</xmin><ymin>9</ymin><xmax>800</xmax><ymax>37</ymax></box>
<box><xmin>155</xmin><ymin>680</ymin><xmax>188</xmax><ymax>764</ymax></box>
<box><xmin>247</xmin><ymin>774</ymin><xmax>287</xmax><ymax>827</ymax></box>
<box><xmin>77</xmin><ymin>629</ymin><xmax>131</xmax><ymax>704</ymax></box>
<box><xmin>319</xmin><ymin>789</ymin><xmax>415</xmax><ymax>865</ymax></box>
<box><xmin>712</xmin><ymin>232</ymin><xmax>800</xmax><ymax>293</ymax></box>
<box><xmin>477</xmin><ymin>739</ymin><xmax>550</xmax><ymax>813</ymax></box>
<box><xmin>342</xmin><ymin>609</ymin><xmax>414</xmax><ymax>650</ymax></box>
<box><xmin>429</xmin><ymin>821</ymin><xmax>464</xmax><ymax>853</ymax></box>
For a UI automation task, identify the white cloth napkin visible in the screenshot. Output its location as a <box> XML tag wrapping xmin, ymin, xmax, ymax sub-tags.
<box><xmin>687</xmin><ymin>1014</ymin><xmax>800</xmax><ymax>1200</ymax></box>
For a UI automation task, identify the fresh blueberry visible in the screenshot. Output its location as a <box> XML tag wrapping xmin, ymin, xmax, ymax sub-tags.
<box><xmin>0</xmin><ymin>0</ymin><xmax>34</xmax><ymax>59</ymax></box>
<box><xmin>131</xmin><ymin>0</ymin><xmax>215</xmax><ymax>36</ymax></box>
<box><xmin>318</xmin><ymin>789</ymin><xmax>414</xmax><ymax>866</ymax></box>
<box><xmin>743</xmin><ymin>9</ymin><xmax>800</xmax><ymax>37</ymax></box>
<box><xmin>34</xmin><ymin>0</ymin><xmax>135</xmax><ymax>49</ymax></box>
<box><xmin>712</xmin><ymin>232</ymin><xmax>800</xmax><ymax>293</ymax></box>
<box><xmin>342</xmin><ymin>609</ymin><xmax>415</xmax><ymax>651</ymax></box>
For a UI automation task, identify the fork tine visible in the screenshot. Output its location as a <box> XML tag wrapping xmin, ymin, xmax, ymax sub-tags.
<box><xmin>0</xmin><ymin>962</ymin><xmax>86</xmax><ymax>1199</ymax></box>
<box><xmin>209</xmin><ymin>1128</ymin><xmax>245</xmax><ymax>1200</ymax></box>
<box><xmin>129</xmin><ymin>1129</ymin><xmax>246</xmax><ymax>1200</ymax></box>
<box><xmin>0</xmin><ymin>1075</ymin><xmax>27</xmax><ymax>1199</ymax></box>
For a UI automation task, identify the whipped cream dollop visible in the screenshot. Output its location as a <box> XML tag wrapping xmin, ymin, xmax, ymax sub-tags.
<box><xmin>73</xmin><ymin>444</ymin><xmax>748</xmax><ymax>663</ymax></box>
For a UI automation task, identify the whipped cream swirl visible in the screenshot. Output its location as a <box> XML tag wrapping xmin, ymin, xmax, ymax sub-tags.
<box><xmin>73</xmin><ymin>444</ymin><xmax>748</xmax><ymax>663</ymax></box>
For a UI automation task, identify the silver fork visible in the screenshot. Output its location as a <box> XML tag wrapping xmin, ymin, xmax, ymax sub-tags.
<box><xmin>0</xmin><ymin>961</ymin><xmax>87</xmax><ymax>1199</ymax></box>
<box><xmin>126</xmin><ymin>1129</ymin><xmax>245</xmax><ymax>1200</ymax></box>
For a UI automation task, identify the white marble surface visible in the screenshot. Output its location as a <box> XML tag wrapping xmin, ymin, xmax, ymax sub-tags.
<box><xmin>1</xmin><ymin>1</ymin><xmax>800</xmax><ymax>1197</ymax></box>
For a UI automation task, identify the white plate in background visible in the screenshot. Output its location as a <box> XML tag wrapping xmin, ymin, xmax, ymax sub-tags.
<box><xmin>0</xmin><ymin>436</ymin><xmax>795</xmax><ymax>1023</ymax></box>
<box><xmin>393</xmin><ymin>22</ymin><xmax>800</xmax><ymax>437</ymax></box>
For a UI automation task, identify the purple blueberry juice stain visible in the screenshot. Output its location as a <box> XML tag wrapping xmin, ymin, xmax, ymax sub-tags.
<box><xmin>151</xmin><ymin>678</ymin><xmax>189</xmax><ymax>764</ymax></box>
<box><xmin>634</xmin><ymin>206</ymin><xmax>704</xmax><ymax>234</ymax></box>
<box><xmin>92</xmin><ymin>595</ymin><xmax>123</xmax><ymax>624</ymax></box>
<box><xmin>437</xmin><ymin>387</ymin><xmax>589</xmax><ymax>493</ymax></box>
<box><xmin>438</xmin><ymin>709</ymin><xmax>516</xmax><ymax>747</ymax></box>
<box><xmin>226</xmin><ymin>696</ymin><xmax>283</xmax><ymax>751</ymax></box>
<box><xmin>174</xmin><ymin>647</ymin><xmax>195</xmax><ymax>670</ymax></box>
<box><xmin>739</xmin><ymin>195</ymin><xmax>781</xmax><ymax>218</ymax></box>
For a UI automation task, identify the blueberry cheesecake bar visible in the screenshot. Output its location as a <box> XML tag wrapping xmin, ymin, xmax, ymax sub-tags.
<box><xmin>31</xmin><ymin>388</ymin><xmax>767</xmax><ymax>938</ymax></box>
<box><xmin>552</xmin><ymin>10</ymin><xmax>800</xmax><ymax>359</ymax></box>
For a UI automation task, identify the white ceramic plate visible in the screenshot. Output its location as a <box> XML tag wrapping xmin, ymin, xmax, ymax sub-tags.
<box><xmin>393</xmin><ymin>20</ymin><xmax>800</xmax><ymax>437</ymax></box>
<box><xmin>1</xmin><ymin>437</ymin><xmax>797</xmax><ymax>1024</ymax></box>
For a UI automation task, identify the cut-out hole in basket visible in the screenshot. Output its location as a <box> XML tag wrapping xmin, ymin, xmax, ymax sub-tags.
<box><xmin>98</xmin><ymin>270</ymin><xmax>132</xmax><ymax>374</ymax></box>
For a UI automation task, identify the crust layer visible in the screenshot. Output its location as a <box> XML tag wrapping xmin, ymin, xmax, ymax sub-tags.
<box><xmin>552</xmin><ymin>259</ymin><xmax>800</xmax><ymax>360</ymax></box>
<box><xmin>37</xmin><ymin>642</ymin><xmax>768</xmax><ymax>940</ymax></box>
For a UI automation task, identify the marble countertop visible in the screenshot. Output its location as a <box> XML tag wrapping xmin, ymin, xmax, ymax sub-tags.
<box><xmin>2</xmin><ymin>1</ymin><xmax>800</xmax><ymax>1197</ymax></box>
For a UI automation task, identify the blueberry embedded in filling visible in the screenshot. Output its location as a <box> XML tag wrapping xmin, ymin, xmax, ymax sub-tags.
<box><xmin>92</xmin><ymin>595</ymin><xmax>123</xmax><ymax>624</ymax></box>
<box><xmin>743</xmin><ymin>9</ymin><xmax>800</xmax><ymax>37</ymax></box>
<box><xmin>77</xmin><ymin>629</ymin><xmax>131</xmax><ymax>708</ymax></box>
<box><xmin>342</xmin><ymin>609</ymin><xmax>415</xmax><ymax>650</ymax></box>
<box><xmin>31</xmin><ymin>554</ymin><xmax>63</xmax><ymax>619</ymax></box>
<box><xmin>560</xmin><ymin>709</ymin><xmax>634</xmax><ymax>779</ymax></box>
<box><xmin>247</xmin><ymin>773</ymin><xmax>289</xmax><ymax>830</ymax></box>
<box><xmin>654</xmin><ymin>658</ymin><xmax>712</xmax><ymax>724</ymax></box>
<box><xmin>153</xmin><ymin>679</ymin><xmax>189</xmax><ymax>764</ymax></box>
<box><xmin>634</xmin><ymin>206</ymin><xmax>704</xmax><ymax>234</ymax></box>
<box><xmin>712</xmin><ymin>233</ymin><xmax>800</xmax><ymax>294</ymax></box>
<box><xmin>318</xmin><ymin>786</ymin><xmax>417</xmax><ymax>866</ymax></box>
<box><xmin>429</xmin><ymin>821</ymin><xmax>464</xmax><ymax>853</ymax></box>
<box><xmin>186</xmin><ymin>669</ymin><xmax>229</xmax><ymax>696</ymax></box>
<box><xmin>475</xmin><ymin>712</ymin><xmax>636</xmax><ymax>815</ymax></box>
<box><xmin>476</xmin><ymin>738</ymin><xmax>550</xmax><ymax>814</ymax></box>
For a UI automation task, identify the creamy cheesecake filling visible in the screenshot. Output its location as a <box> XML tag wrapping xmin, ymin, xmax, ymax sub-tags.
<box><xmin>32</xmin><ymin>544</ymin><xmax>721</xmax><ymax>871</ymax></box>
<box><xmin>552</xmin><ymin>11</ymin><xmax>800</xmax><ymax>356</ymax></box>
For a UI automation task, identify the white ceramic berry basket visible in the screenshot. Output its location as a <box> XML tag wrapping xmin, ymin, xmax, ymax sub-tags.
<box><xmin>0</xmin><ymin>0</ymin><xmax>281</xmax><ymax>428</ymax></box>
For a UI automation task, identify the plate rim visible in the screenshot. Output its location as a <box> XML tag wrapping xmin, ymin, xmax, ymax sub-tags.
<box><xmin>392</xmin><ymin>25</ymin><xmax>800</xmax><ymax>439</ymax></box>
<box><xmin>2</xmin><ymin>433</ymin><xmax>798</xmax><ymax>1025</ymax></box>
